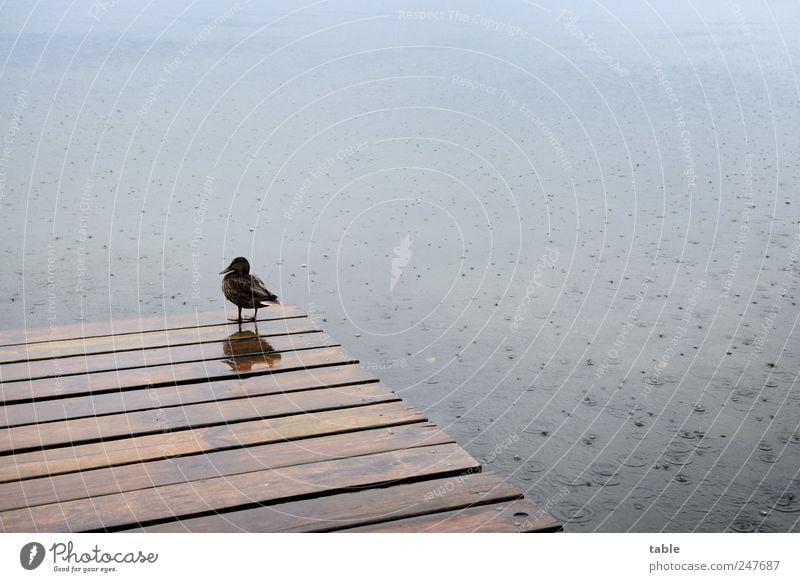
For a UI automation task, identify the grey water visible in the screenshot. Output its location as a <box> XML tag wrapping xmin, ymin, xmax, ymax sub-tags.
<box><xmin>1</xmin><ymin>0</ymin><xmax>799</xmax><ymax>531</ymax></box>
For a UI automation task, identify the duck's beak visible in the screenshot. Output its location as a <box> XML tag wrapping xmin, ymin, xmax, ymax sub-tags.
<box><xmin>219</xmin><ymin>269</ymin><xmax>234</xmax><ymax>276</ymax></box>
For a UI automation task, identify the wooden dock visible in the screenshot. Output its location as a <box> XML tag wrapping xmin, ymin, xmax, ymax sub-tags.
<box><xmin>0</xmin><ymin>306</ymin><xmax>560</xmax><ymax>533</ymax></box>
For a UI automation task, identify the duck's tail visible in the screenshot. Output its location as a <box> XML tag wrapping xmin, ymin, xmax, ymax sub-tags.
<box><xmin>259</xmin><ymin>293</ymin><xmax>280</xmax><ymax>306</ymax></box>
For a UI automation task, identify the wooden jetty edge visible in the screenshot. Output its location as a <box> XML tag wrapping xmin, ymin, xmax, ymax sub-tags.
<box><xmin>0</xmin><ymin>306</ymin><xmax>561</xmax><ymax>533</ymax></box>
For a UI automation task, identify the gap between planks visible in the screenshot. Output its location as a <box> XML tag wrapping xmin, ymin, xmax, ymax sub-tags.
<box><xmin>0</xmin><ymin>423</ymin><xmax>452</xmax><ymax>512</ymax></box>
<box><xmin>0</xmin><ymin>305</ymin><xmax>303</xmax><ymax>347</ymax></box>
<box><xmin>0</xmin><ymin>444</ymin><xmax>480</xmax><ymax>533</ymax></box>
<box><xmin>0</xmin><ymin>401</ymin><xmax>428</xmax><ymax>483</ymax></box>
<box><xmin>0</xmin><ymin>316</ymin><xmax>319</xmax><ymax>365</ymax></box>
<box><xmin>0</xmin><ymin>363</ymin><xmax>378</xmax><ymax>428</ymax></box>
<box><xmin>0</xmin><ymin>382</ymin><xmax>401</xmax><ymax>454</ymax></box>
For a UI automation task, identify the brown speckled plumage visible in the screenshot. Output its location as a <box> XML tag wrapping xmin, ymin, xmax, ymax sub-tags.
<box><xmin>220</xmin><ymin>257</ymin><xmax>279</xmax><ymax>321</ymax></box>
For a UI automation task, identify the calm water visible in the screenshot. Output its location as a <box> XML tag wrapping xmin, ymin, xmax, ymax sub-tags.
<box><xmin>1</xmin><ymin>0</ymin><xmax>799</xmax><ymax>531</ymax></box>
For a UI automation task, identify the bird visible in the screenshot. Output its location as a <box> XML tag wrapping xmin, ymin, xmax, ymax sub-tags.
<box><xmin>220</xmin><ymin>257</ymin><xmax>280</xmax><ymax>322</ymax></box>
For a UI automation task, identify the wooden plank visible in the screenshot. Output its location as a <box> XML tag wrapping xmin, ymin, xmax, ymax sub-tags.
<box><xmin>133</xmin><ymin>471</ymin><xmax>521</xmax><ymax>533</ymax></box>
<box><xmin>0</xmin><ymin>382</ymin><xmax>399</xmax><ymax>453</ymax></box>
<box><xmin>0</xmin><ymin>364</ymin><xmax>376</xmax><ymax>428</ymax></box>
<box><xmin>343</xmin><ymin>498</ymin><xmax>563</xmax><ymax>533</ymax></box>
<box><xmin>0</xmin><ymin>401</ymin><xmax>425</xmax><ymax>482</ymax></box>
<box><xmin>0</xmin><ymin>443</ymin><xmax>479</xmax><ymax>532</ymax></box>
<box><xmin>0</xmin><ymin>307</ymin><xmax>560</xmax><ymax>534</ymax></box>
<box><xmin>0</xmin><ymin>317</ymin><xmax>316</xmax><ymax>365</ymax></box>
<box><xmin>0</xmin><ymin>346</ymin><xmax>356</xmax><ymax>404</ymax></box>
<box><xmin>0</xmin><ymin>424</ymin><xmax>451</xmax><ymax>512</ymax></box>
<box><xmin>0</xmin><ymin>305</ymin><xmax>301</xmax><ymax>347</ymax></box>
<box><xmin>0</xmin><ymin>327</ymin><xmax>326</xmax><ymax>382</ymax></box>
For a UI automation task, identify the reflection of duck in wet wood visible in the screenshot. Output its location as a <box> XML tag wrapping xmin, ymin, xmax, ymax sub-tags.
<box><xmin>220</xmin><ymin>257</ymin><xmax>280</xmax><ymax>322</ymax></box>
<box><xmin>222</xmin><ymin>330</ymin><xmax>282</xmax><ymax>372</ymax></box>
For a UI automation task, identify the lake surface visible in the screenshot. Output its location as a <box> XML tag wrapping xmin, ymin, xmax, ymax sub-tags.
<box><xmin>1</xmin><ymin>0</ymin><xmax>799</xmax><ymax>532</ymax></box>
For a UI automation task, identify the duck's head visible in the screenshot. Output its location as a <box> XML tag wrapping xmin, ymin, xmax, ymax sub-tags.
<box><xmin>220</xmin><ymin>256</ymin><xmax>250</xmax><ymax>276</ymax></box>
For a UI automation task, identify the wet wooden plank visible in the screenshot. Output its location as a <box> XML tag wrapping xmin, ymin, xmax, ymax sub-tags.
<box><xmin>133</xmin><ymin>471</ymin><xmax>521</xmax><ymax>533</ymax></box>
<box><xmin>0</xmin><ymin>401</ymin><xmax>425</xmax><ymax>482</ymax></box>
<box><xmin>0</xmin><ymin>424</ymin><xmax>451</xmax><ymax>512</ymax></box>
<box><xmin>0</xmin><ymin>307</ymin><xmax>560</xmax><ymax>533</ymax></box>
<box><xmin>0</xmin><ymin>305</ymin><xmax>301</xmax><ymax>347</ymax></box>
<box><xmin>343</xmin><ymin>498</ymin><xmax>563</xmax><ymax>533</ymax></box>
<box><xmin>0</xmin><ymin>317</ymin><xmax>315</xmax><ymax>365</ymax></box>
<box><xmin>0</xmin><ymin>383</ymin><xmax>399</xmax><ymax>453</ymax></box>
<box><xmin>0</xmin><ymin>364</ymin><xmax>376</xmax><ymax>428</ymax></box>
<box><xmin>0</xmin><ymin>345</ymin><xmax>357</xmax><ymax>404</ymax></box>
<box><xmin>0</xmin><ymin>327</ymin><xmax>325</xmax><ymax>382</ymax></box>
<box><xmin>0</xmin><ymin>444</ymin><xmax>479</xmax><ymax>532</ymax></box>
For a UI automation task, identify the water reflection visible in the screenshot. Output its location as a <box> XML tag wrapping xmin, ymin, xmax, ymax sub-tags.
<box><xmin>222</xmin><ymin>329</ymin><xmax>282</xmax><ymax>372</ymax></box>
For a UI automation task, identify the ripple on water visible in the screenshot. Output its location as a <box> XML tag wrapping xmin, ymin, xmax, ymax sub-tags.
<box><xmin>581</xmin><ymin>395</ymin><xmax>598</xmax><ymax>407</ymax></box>
<box><xmin>776</xmin><ymin>431</ymin><xmax>800</xmax><ymax>446</ymax></box>
<box><xmin>520</xmin><ymin>460</ymin><xmax>546</xmax><ymax>479</ymax></box>
<box><xmin>731</xmin><ymin>388</ymin><xmax>759</xmax><ymax>411</ymax></box>
<box><xmin>694</xmin><ymin>436</ymin><xmax>721</xmax><ymax>454</ymax></box>
<box><xmin>772</xmin><ymin>492</ymin><xmax>800</xmax><ymax>513</ymax></box>
<box><xmin>715</xmin><ymin>482</ymin><xmax>758</xmax><ymax>506</ymax></box>
<box><xmin>593</xmin><ymin>475</ymin><xmax>621</xmax><ymax>487</ymax></box>
<box><xmin>591</xmin><ymin>461</ymin><xmax>621</xmax><ymax>477</ymax></box>
<box><xmin>735</xmin><ymin>387</ymin><xmax>759</xmax><ymax>398</ymax></box>
<box><xmin>551</xmin><ymin>501</ymin><xmax>595</xmax><ymax>524</ymax></box>
<box><xmin>657</xmin><ymin>374</ymin><xmax>680</xmax><ymax>384</ymax></box>
<box><xmin>525</xmin><ymin>460</ymin><xmax>546</xmax><ymax>472</ymax></box>
<box><xmin>525</xmin><ymin>381</ymin><xmax>561</xmax><ymax>393</ymax></box>
<box><xmin>729</xmin><ymin>516</ymin><xmax>758</xmax><ymax>533</ymax></box>
<box><xmin>554</xmin><ymin>472</ymin><xmax>591</xmax><ymax>487</ymax></box>
<box><xmin>618</xmin><ymin>452</ymin><xmax>651</xmax><ymax>467</ymax></box>
<box><xmin>762</xmin><ymin>362</ymin><xmax>796</xmax><ymax>381</ymax></box>
<box><xmin>600</xmin><ymin>499</ymin><xmax>621</xmax><ymax>511</ymax></box>
<box><xmin>631</xmin><ymin>486</ymin><xmax>657</xmax><ymax>503</ymax></box>
<box><xmin>666</xmin><ymin>441</ymin><xmax>693</xmax><ymax>454</ymax></box>
<box><xmin>457</xmin><ymin>422</ymin><xmax>484</xmax><ymax>437</ymax></box>
<box><xmin>522</xmin><ymin>425</ymin><xmax>553</xmax><ymax>436</ymax></box>
<box><xmin>539</xmin><ymin>383</ymin><xmax>564</xmax><ymax>395</ymax></box>
<box><xmin>605</xmin><ymin>403</ymin><xmax>644</xmax><ymax>420</ymax></box>
<box><xmin>663</xmin><ymin>452</ymin><xmax>693</xmax><ymax>467</ymax></box>
<box><xmin>759</xmin><ymin>452</ymin><xmax>779</xmax><ymax>464</ymax></box>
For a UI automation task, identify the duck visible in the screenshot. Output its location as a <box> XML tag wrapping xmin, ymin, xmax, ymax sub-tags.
<box><xmin>219</xmin><ymin>256</ymin><xmax>280</xmax><ymax>321</ymax></box>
